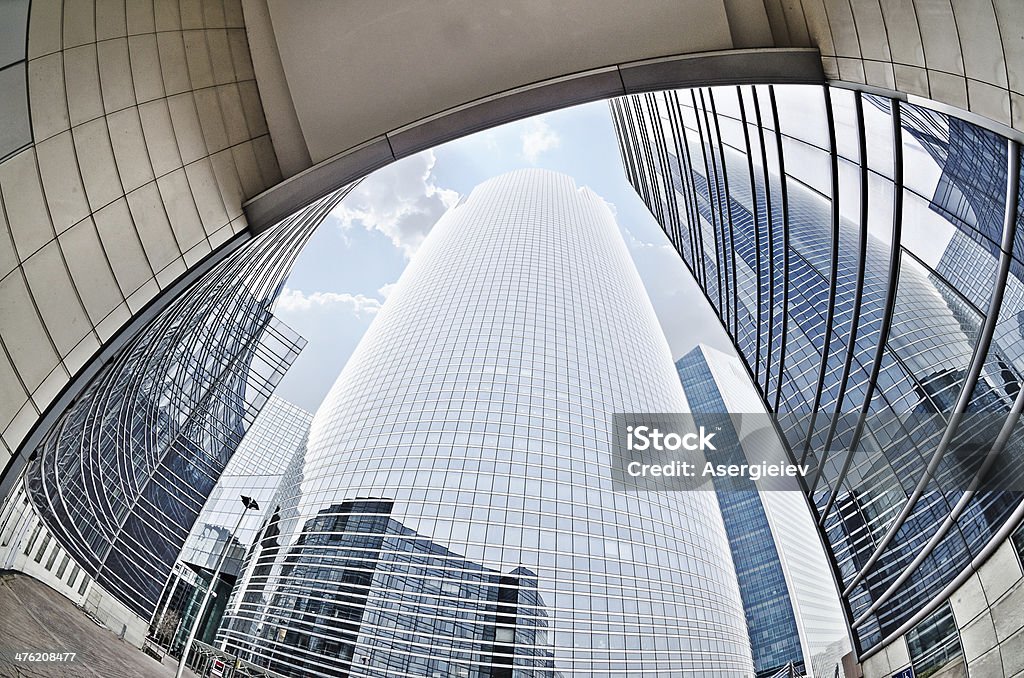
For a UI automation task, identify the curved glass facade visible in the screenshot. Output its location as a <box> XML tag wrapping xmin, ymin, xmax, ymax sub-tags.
<box><xmin>220</xmin><ymin>169</ymin><xmax>753</xmax><ymax>676</ymax></box>
<box><xmin>23</xmin><ymin>187</ymin><xmax>352</xmax><ymax>621</ymax></box>
<box><xmin>611</xmin><ymin>85</ymin><xmax>1024</xmax><ymax>656</ymax></box>
<box><xmin>148</xmin><ymin>395</ymin><xmax>314</xmax><ymax>653</ymax></box>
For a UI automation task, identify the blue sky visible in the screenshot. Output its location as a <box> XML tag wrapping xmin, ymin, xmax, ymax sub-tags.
<box><xmin>272</xmin><ymin>100</ymin><xmax>732</xmax><ymax>412</ymax></box>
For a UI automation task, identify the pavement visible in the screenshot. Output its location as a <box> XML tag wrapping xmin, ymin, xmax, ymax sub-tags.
<box><xmin>0</xmin><ymin>571</ymin><xmax>198</xmax><ymax>678</ymax></box>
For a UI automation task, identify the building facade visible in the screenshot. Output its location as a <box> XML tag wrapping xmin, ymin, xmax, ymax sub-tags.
<box><xmin>150</xmin><ymin>394</ymin><xmax>313</xmax><ymax>653</ymax></box>
<box><xmin>612</xmin><ymin>85</ymin><xmax>1024</xmax><ymax>676</ymax></box>
<box><xmin>677</xmin><ymin>344</ymin><xmax>851</xmax><ymax>677</ymax></box>
<box><xmin>2</xmin><ymin>187</ymin><xmax>349</xmax><ymax>643</ymax></box>
<box><xmin>225</xmin><ymin>499</ymin><xmax>557</xmax><ymax>677</ymax></box>
<box><xmin>219</xmin><ymin>169</ymin><xmax>754</xmax><ymax>676</ymax></box>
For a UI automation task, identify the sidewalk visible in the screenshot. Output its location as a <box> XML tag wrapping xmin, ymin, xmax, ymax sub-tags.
<box><xmin>0</xmin><ymin>571</ymin><xmax>197</xmax><ymax>678</ymax></box>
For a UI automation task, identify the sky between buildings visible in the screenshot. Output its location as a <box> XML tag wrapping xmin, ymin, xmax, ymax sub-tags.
<box><xmin>272</xmin><ymin>100</ymin><xmax>734</xmax><ymax>412</ymax></box>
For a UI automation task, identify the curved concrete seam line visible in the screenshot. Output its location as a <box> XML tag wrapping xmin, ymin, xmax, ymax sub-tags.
<box><xmin>243</xmin><ymin>48</ymin><xmax>824</xmax><ymax>234</ymax></box>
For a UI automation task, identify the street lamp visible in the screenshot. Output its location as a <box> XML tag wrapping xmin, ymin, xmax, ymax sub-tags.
<box><xmin>175</xmin><ymin>495</ymin><xmax>260</xmax><ymax>678</ymax></box>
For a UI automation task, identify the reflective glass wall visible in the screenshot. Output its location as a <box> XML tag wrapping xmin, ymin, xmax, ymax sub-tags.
<box><xmin>23</xmin><ymin>187</ymin><xmax>351</xmax><ymax>621</ymax></box>
<box><xmin>177</xmin><ymin>395</ymin><xmax>313</xmax><ymax>576</ymax></box>
<box><xmin>220</xmin><ymin>169</ymin><xmax>753</xmax><ymax>676</ymax></box>
<box><xmin>611</xmin><ymin>85</ymin><xmax>1024</xmax><ymax>656</ymax></box>
<box><xmin>150</xmin><ymin>394</ymin><xmax>313</xmax><ymax>652</ymax></box>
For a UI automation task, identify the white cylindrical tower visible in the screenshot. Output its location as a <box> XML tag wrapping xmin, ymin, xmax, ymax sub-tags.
<box><xmin>221</xmin><ymin>169</ymin><xmax>752</xmax><ymax>676</ymax></box>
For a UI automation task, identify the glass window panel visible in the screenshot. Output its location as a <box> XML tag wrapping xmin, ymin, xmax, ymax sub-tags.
<box><xmin>717</xmin><ymin>114</ymin><xmax>747</xmax><ymax>154</ymax></box>
<box><xmin>774</xmin><ymin>84</ymin><xmax>830</xmax><ymax>150</ymax></box>
<box><xmin>709</xmin><ymin>85</ymin><xmax>742</xmax><ymax>121</ymax></box>
<box><xmin>783</xmin><ymin>137</ymin><xmax>833</xmax><ymax>197</ymax></box>
<box><xmin>900</xmin><ymin>118</ymin><xmax>946</xmax><ymax>206</ymax></box>
<box><xmin>755</xmin><ymin>85</ymin><xmax>777</xmax><ymax>131</ymax></box>
<box><xmin>837</xmin><ymin>158</ymin><xmax>863</xmax><ymax>227</ymax></box>
<box><xmin>866</xmin><ymin>171</ymin><xmax>896</xmax><ymax>247</ymax></box>
<box><xmin>831</xmin><ymin>87</ymin><xmax>861</xmax><ymax>164</ymax></box>
<box><xmin>906</xmin><ymin>602</ymin><xmax>964</xmax><ymax>677</ymax></box>
<box><xmin>863</xmin><ymin>95</ymin><xmax>895</xmax><ymax>179</ymax></box>
<box><xmin>900</xmin><ymin>189</ymin><xmax>959</xmax><ymax>270</ymax></box>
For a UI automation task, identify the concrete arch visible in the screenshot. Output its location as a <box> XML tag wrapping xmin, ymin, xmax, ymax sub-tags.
<box><xmin>243</xmin><ymin>0</ymin><xmax>1024</xmax><ymax>229</ymax></box>
<box><xmin>1</xmin><ymin>0</ymin><xmax>1021</xmax><ymax>504</ymax></box>
<box><xmin>0</xmin><ymin>0</ymin><xmax>283</xmax><ymax>494</ymax></box>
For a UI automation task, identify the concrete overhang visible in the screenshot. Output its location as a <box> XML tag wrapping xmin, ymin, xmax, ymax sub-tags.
<box><xmin>241</xmin><ymin>0</ymin><xmax>824</xmax><ymax>231</ymax></box>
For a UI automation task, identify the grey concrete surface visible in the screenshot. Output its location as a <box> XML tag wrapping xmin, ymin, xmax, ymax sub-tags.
<box><xmin>0</xmin><ymin>571</ymin><xmax>196</xmax><ymax>678</ymax></box>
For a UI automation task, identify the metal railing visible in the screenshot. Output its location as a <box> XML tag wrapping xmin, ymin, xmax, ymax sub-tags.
<box><xmin>184</xmin><ymin>640</ymin><xmax>289</xmax><ymax>678</ymax></box>
<box><xmin>764</xmin><ymin>662</ymin><xmax>801</xmax><ymax>678</ymax></box>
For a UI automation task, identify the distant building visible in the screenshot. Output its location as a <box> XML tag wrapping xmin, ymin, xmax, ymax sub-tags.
<box><xmin>224</xmin><ymin>499</ymin><xmax>556</xmax><ymax>677</ymax></box>
<box><xmin>677</xmin><ymin>345</ymin><xmax>850</xmax><ymax>677</ymax></box>
<box><xmin>150</xmin><ymin>395</ymin><xmax>313</xmax><ymax>652</ymax></box>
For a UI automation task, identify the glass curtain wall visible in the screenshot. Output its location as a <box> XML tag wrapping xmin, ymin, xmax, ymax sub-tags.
<box><xmin>24</xmin><ymin>186</ymin><xmax>354</xmax><ymax>621</ymax></box>
<box><xmin>611</xmin><ymin>85</ymin><xmax>1024</xmax><ymax>656</ymax></box>
<box><xmin>219</xmin><ymin>169</ymin><xmax>753</xmax><ymax>676</ymax></box>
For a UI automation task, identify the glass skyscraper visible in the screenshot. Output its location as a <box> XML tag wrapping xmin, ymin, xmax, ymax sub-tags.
<box><xmin>177</xmin><ymin>395</ymin><xmax>314</xmax><ymax>576</ymax></box>
<box><xmin>611</xmin><ymin>85</ymin><xmax>1024</xmax><ymax>668</ymax></box>
<box><xmin>677</xmin><ymin>344</ymin><xmax>851</xmax><ymax>678</ymax></box>
<box><xmin>219</xmin><ymin>169</ymin><xmax>753</xmax><ymax>676</ymax></box>
<box><xmin>677</xmin><ymin>347</ymin><xmax>805</xmax><ymax>676</ymax></box>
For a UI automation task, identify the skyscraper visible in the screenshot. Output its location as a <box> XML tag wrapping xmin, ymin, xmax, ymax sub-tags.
<box><xmin>611</xmin><ymin>85</ymin><xmax>1024</xmax><ymax>674</ymax></box>
<box><xmin>150</xmin><ymin>395</ymin><xmax>313</xmax><ymax>652</ymax></box>
<box><xmin>177</xmin><ymin>395</ymin><xmax>314</xmax><ymax>576</ymax></box>
<box><xmin>220</xmin><ymin>169</ymin><xmax>753</xmax><ymax>676</ymax></box>
<box><xmin>677</xmin><ymin>344</ymin><xmax>851</xmax><ymax>677</ymax></box>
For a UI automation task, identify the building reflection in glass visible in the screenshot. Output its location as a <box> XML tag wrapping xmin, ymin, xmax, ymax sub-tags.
<box><xmin>150</xmin><ymin>395</ymin><xmax>314</xmax><ymax>653</ymax></box>
<box><xmin>611</xmin><ymin>85</ymin><xmax>1024</xmax><ymax>656</ymax></box>
<box><xmin>224</xmin><ymin>499</ymin><xmax>556</xmax><ymax>678</ymax></box>
<box><xmin>22</xmin><ymin>188</ymin><xmax>351</xmax><ymax>622</ymax></box>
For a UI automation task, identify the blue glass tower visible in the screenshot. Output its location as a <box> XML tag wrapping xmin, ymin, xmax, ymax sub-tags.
<box><xmin>677</xmin><ymin>346</ymin><xmax>805</xmax><ymax>677</ymax></box>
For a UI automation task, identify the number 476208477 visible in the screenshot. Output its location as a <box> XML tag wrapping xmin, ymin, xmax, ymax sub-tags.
<box><xmin>13</xmin><ymin>652</ymin><xmax>76</xmax><ymax>662</ymax></box>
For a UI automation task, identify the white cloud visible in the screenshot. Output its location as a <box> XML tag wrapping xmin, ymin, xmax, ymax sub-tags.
<box><xmin>520</xmin><ymin>118</ymin><xmax>561</xmax><ymax>164</ymax></box>
<box><xmin>377</xmin><ymin>282</ymin><xmax>397</xmax><ymax>299</ymax></box>
<box><xmin>274</xmin><ymin>288</ymin><xmax>383</xmax><ymax>317</ymax></box>
<box><xmin>333</xmin><ymin>150</ymin><xmax>459</xmax><ymax>258</ymax></box>
<box><xmin>623</xmin><ymin>227</ymin><xmax>675</xmax><ymax>254</ymax></box>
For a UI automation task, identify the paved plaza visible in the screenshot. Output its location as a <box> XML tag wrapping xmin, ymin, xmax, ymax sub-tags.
<box><xmin>0</xmin><ymin>571</ymin><xmax>195</xmax><ymax>678</ymax></box>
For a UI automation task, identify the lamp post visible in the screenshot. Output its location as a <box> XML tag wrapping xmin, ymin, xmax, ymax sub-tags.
<box><xmin>175</xmin><ymin>495</ymin><xmax>259</xmax><ymax>678</ymax></box>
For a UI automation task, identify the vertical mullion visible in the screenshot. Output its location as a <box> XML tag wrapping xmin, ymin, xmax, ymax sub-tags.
<box><xmin>737</xmin><ymin>86</ymin><xmax>764</xmax><ymax>385</ymax></box>
<box><xmin>769</xmin><ymin>85</ymin><xmax>792</xmax><ymax>414</ymax></box>
<box><xmin>708</xmin><ymin>89</ymin><xmax>740</xmax><ymax>342</ymax></box>
<box><xmin>693</xmin><ymin>89</ymin><xmax>726</xmax><ymax>318</ymax></box>
<box><xmin>752</xmin><ymin>89</ymin><xmax>777</xmax><ymax>400</ymax></box>
<box><xmin>817</xmin><ymin>97</ymin><xmax>905</xmax><ymax>528</ymax></box>
<box><xmin>800</xmin><ymin>85</ymin><xmax>842</xmax><ymax>466</ymax></box>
